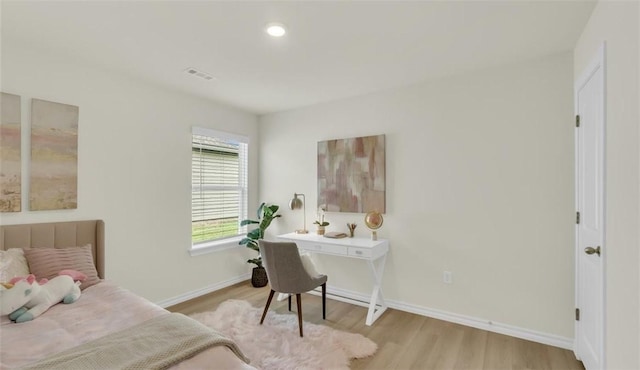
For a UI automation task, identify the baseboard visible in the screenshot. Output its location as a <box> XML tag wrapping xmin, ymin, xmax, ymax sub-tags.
<box><xmin>155</xmin><ymin>273</ymin><xmax>250</xmax><ymax>308</ymax></box>
<box><xmin>315</xmin><ymin>285</ymin><xmax>574</xmax><ymax>350</ymax></box>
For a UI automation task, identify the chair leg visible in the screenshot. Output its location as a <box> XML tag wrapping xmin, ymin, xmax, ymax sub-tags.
<box><xmin>296</xmin><ymin>293</ymin><xmax>303</xmax><ymax>337</ymax></box>
<box><xmin>288</xmin><ymin>294</ymin><xmax>292</xmax><ymax>311</ymax></box>
<box><xmin>322</xmin><ymin>282</ymin><xmax>326</xmax><ymax>320</ymax></box>
<box><xmin>260</xmin><ymin>290</ymin><xmax>275</xmax><ymax>325</ymax></box>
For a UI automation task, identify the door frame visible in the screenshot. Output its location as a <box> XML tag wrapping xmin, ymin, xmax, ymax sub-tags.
<box><xmin>574</xmin><ymin>41</ymin><xmax>606</xmax><ymax>369</ymax></box>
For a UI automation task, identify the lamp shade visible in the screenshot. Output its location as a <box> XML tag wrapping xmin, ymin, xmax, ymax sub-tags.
<box><xmin>289</xmin><ymin>195</ymin><xmax>303</xmax><ymax>210</ymax></box>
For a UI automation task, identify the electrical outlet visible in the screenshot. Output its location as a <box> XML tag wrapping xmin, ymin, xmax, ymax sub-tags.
<box><xmin>443</xmin><ymin>271</ymin><xmax>453</xmax><ymax>284</ymax></box>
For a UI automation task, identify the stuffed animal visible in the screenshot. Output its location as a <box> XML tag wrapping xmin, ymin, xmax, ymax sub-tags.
<box><xmin>3</xmin><ymin>269</ymin><xmax>85</xmax><ymax>289</ymax></box>
<box><xmin>0</xmin><ymin>273</ymin><xmax>81</xmax><ymax>323</ymax></box>
<box><xmin>8</xmin><ymin>275</ymin><xmax>48</xmax><ymax>286</ymax></box>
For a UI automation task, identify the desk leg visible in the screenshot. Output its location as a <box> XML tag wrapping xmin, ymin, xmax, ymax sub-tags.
<box><xmin>365</xmin><ymin>254</ymin><xmax>388</xmax><ymax>326</ymax></box>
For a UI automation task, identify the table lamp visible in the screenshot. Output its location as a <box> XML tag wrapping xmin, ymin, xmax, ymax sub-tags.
<box><xmin>289</xmin><ymin>193</ymin><xmax>309</xmax><ymax>234</ymax></box>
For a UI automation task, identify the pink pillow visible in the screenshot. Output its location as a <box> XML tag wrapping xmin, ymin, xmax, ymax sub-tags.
<box><xmin>59</xmin><ymin>269</ymin><xmax>87</xmax><ymax>282</ymax></box>
<box><xmin>24</xmin><ymin>245</ymin><xmax>100</xmax><ymax>290</ymax></box>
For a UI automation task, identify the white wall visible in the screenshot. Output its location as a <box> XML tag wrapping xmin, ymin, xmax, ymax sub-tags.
<box><xmin>0</xmin><ymin>39</ymin><xmax>259</xmax><ymax>303</ymax></box>
<box><xmin>574</xmin><ymin>1</ymin><xmax>640</xmax><ymax>369</ymax></box>
<box><xmin>259</xmin><ymin>53</ymin><xmax>575</xmax><ymax>339</ymax></box>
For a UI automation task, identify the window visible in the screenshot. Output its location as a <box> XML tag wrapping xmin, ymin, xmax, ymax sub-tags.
<box><xmin>191</xmin><ymin>127</ymin><xmax>248</xmax><ymax>249</ymax></box>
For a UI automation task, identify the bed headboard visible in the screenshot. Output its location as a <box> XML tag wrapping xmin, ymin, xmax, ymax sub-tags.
<box><xmin>0</xmin><ymin>220</ymin><xmax>105</xmax><ymax>279</ymax></box>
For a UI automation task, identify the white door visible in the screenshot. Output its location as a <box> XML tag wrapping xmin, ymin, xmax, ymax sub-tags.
<box><xmin>575</xmin><ymin>43</ymin><xmax>605</xmax><ymax>370</ymax></box>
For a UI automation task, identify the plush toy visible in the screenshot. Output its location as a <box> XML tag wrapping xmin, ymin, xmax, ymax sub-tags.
<box><xmin>8</xmin><ymin>275</ymin><xmax>48</xmax><ymax>285</ymax></box>
<box><xmin>0</xmin><ymin>273</ymin><xmax>82</xmax><ymax>323</ymax></box>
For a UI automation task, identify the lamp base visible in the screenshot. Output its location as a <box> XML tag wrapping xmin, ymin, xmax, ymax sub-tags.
<box><xmin>295</xmin><ymin>229</ymin><xmax>309</xmax><ymax>234</ymax></box>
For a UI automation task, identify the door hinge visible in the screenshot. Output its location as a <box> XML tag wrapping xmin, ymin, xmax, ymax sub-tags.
<box><xmin>576</xmin><ymin>115</ymin><xmax>580</xmax><ymax>127</ymax></box>
<box><xmin>575</xmin><ymin>308</ymin><xmax>580</xmax><ymax>321</ymax></box>
<box><xmin>576</xmin><ymin>211</ymin><xmax>580</xmax><ymax>224</ymax></box>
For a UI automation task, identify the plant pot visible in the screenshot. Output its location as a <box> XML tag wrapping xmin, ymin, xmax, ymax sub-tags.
<box><xmin>316</xmin><ymin>226</ymin><xmax>325</xmax><ymax>235</ymax></box>
<box><xmin>251</xmin><ymin>267</ymin><xmax>268</xmax><ymax>288</ymax></box>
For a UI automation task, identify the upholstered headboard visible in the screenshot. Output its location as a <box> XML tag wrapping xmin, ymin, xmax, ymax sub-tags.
<box><xmin>0</xmin><ymin>220</ymin><xmax>105</xmax><ymax>279</ymax></box>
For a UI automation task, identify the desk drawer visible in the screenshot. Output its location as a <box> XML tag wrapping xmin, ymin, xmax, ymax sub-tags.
<box><xmin>297</xmin><ymin>241</ymin><xmax>347</xmax><ymax>256</ymax></box>
<box><xmin>348</xmin><ymin>247</ymin><xmax>373</xmax><ymax>258</ymax></box>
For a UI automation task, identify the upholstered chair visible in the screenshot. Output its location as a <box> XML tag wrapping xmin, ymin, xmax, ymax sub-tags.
<box><xmin>258</xmin><ymin>240</ymin><xmax>327</xmax><ymax>337</ymax></box>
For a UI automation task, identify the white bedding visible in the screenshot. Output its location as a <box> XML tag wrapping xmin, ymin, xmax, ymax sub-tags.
<box><xmin>0</xmin><ymin>281</ymin><xmax>254</xmax><ymax>370</ymax></box>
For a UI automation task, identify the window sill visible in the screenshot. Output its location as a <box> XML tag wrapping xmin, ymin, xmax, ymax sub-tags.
<box><xmin>189</xmin><ymin>236</ymin><xmax>244</xmax><ymax>256</ymax></box>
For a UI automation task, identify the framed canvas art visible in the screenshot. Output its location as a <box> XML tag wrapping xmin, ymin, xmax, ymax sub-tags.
<box><xmin>317</xmin><ymin>134</ymin><xmax>385</xmax><ymax>213</ymax></box>
<box><xmin>30</xmin><ymin>99</ymin><xmax>79</xmax><ymax>211</ymax></box>
<box><xmin>0</xmin><ymin>93</ymin><xmax>22</xmax><ymax>212</ymax></box>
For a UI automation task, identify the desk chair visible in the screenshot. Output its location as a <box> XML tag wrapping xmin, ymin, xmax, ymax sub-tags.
<box><xmin>258</xmin><ymin>240</ymin><xmax>327</xmax><ymax>337</ymax></box>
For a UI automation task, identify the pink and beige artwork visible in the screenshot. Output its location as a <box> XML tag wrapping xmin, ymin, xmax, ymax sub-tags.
<box><xmin>30</xmin><ymin>99</ymin><xmax>78</xmax><ymax>211</ymax></box>
<box><xmin>0</xmin><ymin>93</ymin><xmax>22</xmax><ymax>212</ymax></box>
<box><xmin>318</xmin><ymin>134</ymin><xmax>385</xmax><ymax>213</ymax></box>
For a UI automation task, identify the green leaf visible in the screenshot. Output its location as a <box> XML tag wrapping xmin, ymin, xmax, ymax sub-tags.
<box><xmin>239</xmin><ymin>238</ymin><xmax>251</xmax><ymax>245</ymax></box>
<box><xmin>240</xmin><ymin>219</ymin><xmax>259</xmax><ymax>226</ymax></box>
<box><xmin>247</xmin><ymin>258</ymin><xmax>262</xmax><ymax>267</ymax></box>
<box><xmin>257</xmin><ymin>202</ymin><xmax>266</xmax><ymax>219</ymax></box>
<box><xmin>259</xmin><ymin>219</ymin><xmax>271</xmax><ymax>231</ymax></box>
<box><xmin>247</xmin><ymin>243</ymin><xmax>259</xmax><ymax>252</ymax></box>
<box><xmin>247</xmin><ymin>229</ymin><xmax>261</xmax><ymax>240</ymax></box>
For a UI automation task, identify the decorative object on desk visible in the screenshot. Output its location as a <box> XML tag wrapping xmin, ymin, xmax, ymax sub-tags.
<box><xmin>347</xmin><ymin>223</ymin><xmax>357</xmax><ymax>238</ymax></box>
<box><xmin>0</xmin><ymin>93</ymin><xmax>21</xmax><ymax>212</ymax></box>
<box><xmin>288</xmin><ymin>193</ymin><xmax>309</xmax><ymax>234</ymax></box>
<box><xmin>364</xmin><ymin>211</ymin><xmax>383</xmax><ymax>241</ymax></box>
<box><xmin>314</xmin><ymin>206</ymin><xmax>330</xmax><ymax>235</ymax></box>
<box><xmin>324</xmin><ymin>231</ymin><xmax>348</xmax><ymax>239</ymax></box>
<box><xmin>239</xmin><ymin>202</ymin><xmax>281</xmax><ymax>287</ymax></box>
<box><xmin>191</xmin><ymin>299</ymin><xmax>377</xmax><ymax>369</ymax></box>
<box><xmin>318</xmin><ymin>134</ymin><xmax>385</xmax><ymax>213</ymax></box>
<box><xmin>314</xmin><ymin>224</ymin><xmax>328</xmax><ymax>235</ymax></box>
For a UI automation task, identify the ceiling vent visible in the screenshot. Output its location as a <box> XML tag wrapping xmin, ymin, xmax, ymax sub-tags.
<box><xmin>184</xmin><ymin>67</ymin><xmax>215</xmax><ymax>81</ymax></box>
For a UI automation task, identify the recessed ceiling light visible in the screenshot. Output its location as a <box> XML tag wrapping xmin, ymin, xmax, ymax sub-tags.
<box><xmin>265</xmin><ymin>22</ymin><xmax>286</xmax><ymax>37</ymax></box>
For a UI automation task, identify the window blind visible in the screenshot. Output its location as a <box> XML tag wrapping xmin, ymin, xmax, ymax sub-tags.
<box><xmin>191</xmin><ymin>128</ymin><xmax>248</xmax><ymax>245</ymax></box>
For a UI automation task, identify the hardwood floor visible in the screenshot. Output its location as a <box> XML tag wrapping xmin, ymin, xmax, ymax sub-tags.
<box><xmin>167</xmin><ymin>281</ymin><xmax>584</xmax><ymax>370</ymax></box>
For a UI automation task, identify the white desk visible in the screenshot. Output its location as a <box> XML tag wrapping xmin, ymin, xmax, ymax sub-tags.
<box><xmin>277</xmin><ymin>232</ymin><xmax>389</xmax><ymax>326</ymax></box>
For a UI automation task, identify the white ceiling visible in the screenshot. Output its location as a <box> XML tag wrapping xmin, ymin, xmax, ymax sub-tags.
<box><xmin>2</xmin><ymin>1</ymin><xmax>596</xmax><ymax>115</ymax></box>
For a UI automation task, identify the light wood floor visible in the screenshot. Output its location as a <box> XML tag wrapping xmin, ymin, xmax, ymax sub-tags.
<box><xmin>167</xmin><ymin>281</ymin><xmax>584</xmax><ymax>370</ymax></box>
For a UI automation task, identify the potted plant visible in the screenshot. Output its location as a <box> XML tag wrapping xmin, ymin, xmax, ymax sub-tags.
<box><xmin>314</xmin><ymin>207</ymin><xmax>329</xmax><ymax>235</ymax></box>
<box><xmin>239</xmin><ymin>203</ymin><xmax>281</xmax><ymax>287</ymax></box>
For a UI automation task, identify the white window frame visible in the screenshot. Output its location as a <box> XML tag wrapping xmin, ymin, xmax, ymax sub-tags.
<box><xmin>189</xmin><ymin>126</ymin><xmax>249</xmax><ymax>256</ymax></box>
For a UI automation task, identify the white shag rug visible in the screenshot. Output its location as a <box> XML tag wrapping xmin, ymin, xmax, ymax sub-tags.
<box><xmin>190</xmin><ymin>299</ymin><xmax>377</xmax><ymax>370</ymax></box>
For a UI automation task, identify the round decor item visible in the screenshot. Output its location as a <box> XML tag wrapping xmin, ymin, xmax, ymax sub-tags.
<box><xmin>251</xmin><ymin>267</ymin><xmax>268</xmax><ymax>288</ymax></box>
<box><xmin>364</xmin><ymin>211</ymin><xmax>383</xmax><ymax>240</ymax></box>
<box><xmin>364</xmin><ymin>211</ymin><xmax>383</xmax><ymax>229</ymax></box>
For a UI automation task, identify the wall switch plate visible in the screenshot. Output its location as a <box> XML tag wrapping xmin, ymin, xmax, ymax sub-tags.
<box><xmin>443</xmin><ymin>271</ymin><xmax>453</xmax><ymax>284</ymax></box>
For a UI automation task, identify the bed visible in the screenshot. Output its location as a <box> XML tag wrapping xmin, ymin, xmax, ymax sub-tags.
<box><xmin>0</xmin><ymin>220</ymin><xmax>255</xmax><ymax>370</ymax></box>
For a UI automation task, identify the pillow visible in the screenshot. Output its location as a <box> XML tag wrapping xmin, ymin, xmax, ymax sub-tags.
<box><xmin>25</xmin><ymin>245</ymin><xmax>100</xmax><ymax>290</ymax></box>
<box><xmin>0</xmin><ymin>248</ymin><xmax>30</xmax><ymax>283</ymax></box>
<box><xmin>300</xmin><ymin>253</ymin><xmax>320</xmax><ymax>277</ymax></box>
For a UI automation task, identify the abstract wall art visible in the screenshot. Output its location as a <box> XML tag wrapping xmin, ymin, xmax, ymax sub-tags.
<box><xmin>317</xmin><ymin>134</ymin><xmax>385</xmax><ymax>213</ymax></box>
<box><xmin>30</xmin><ymin>99</ymin><xmax>79</xmax><ymax>211</ymax></box>
<box><xmin>0</xmin><ymin>93</ymin><xmax>22</xmax><ymax>212</ymax></box>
